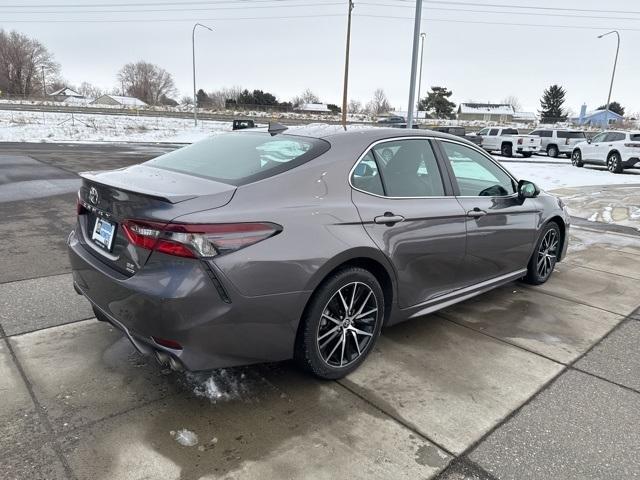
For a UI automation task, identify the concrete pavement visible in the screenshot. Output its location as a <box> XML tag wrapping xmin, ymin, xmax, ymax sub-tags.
<box><xmin>1</xmin><ymin>143</ymin><xmax>639</xmax><ymax>479</ymax></box>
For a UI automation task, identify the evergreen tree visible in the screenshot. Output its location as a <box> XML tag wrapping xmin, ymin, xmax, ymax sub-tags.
<box><xmin>196</xmin><ymin>89</ymin><xmax>209</xmax><ymax>108</ymax></box>
<box><xmin>419</xmin><ymin>86</ymin><xmax>456</xmax><ymax>118</ymax></box>
<box><xmin>539</xmin><ymin>84</ymin><xmax>567</xmax><ymax>122</ymax></box>
<box><xmin>596</xmin><ymin>101</ymin><xmax>625</xmax><ymax>117</ymax></box>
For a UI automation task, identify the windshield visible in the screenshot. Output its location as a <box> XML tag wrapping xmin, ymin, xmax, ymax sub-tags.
<box><xmin>557</xmin><ymin>131</ymin><xmax>586</xmax><ymax>139</ymax></box>
<box><xmin>147</xmin><ymin>132</ymin><xmax>330</xmax><ymax>186</ymax></box>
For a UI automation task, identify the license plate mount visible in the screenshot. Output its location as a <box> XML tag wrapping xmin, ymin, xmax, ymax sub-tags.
<box><xmin>91</xmin><ymin>217</ymin><xmax>117</xmax><ymax>251</ymax></box>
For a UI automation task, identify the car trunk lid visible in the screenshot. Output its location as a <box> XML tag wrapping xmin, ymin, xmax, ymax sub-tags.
<box><xmin>77</xmin><ymin>165</ymin><xmax>236</xmax><ymax>276</ymax></box>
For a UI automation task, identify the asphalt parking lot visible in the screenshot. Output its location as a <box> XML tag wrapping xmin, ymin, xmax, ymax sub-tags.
<box><xmin>1</xmin><ymin>144</ymin><xmax>639</xmax><ymax>480</ymax></box>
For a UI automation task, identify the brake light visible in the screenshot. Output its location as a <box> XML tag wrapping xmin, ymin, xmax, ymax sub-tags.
<box><xmin>122</xmin><ymin>220</ymin><xmax>281</xmax><ymax>258</ymax></box>
<box><xmin>517</xmin><ymin>138</ymin><xmax>523</xmax><ymax>145</ymax></box>
<box><xmin>565</xmin><ymin>138</ymin><xmax>570</xmax><ymax>145</ymax></box>
<box><xmin>624</xmin><ymin>143</ymin><xmax>640</xmax><ymax>148</ymax></box>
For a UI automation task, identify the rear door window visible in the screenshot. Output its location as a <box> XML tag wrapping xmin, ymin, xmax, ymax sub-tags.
<box><xmin>557</xmin><ymin>131</ymin><xmax>586</xmax><ymax>139</ymax></box>
<box><xmin>539</xmin><ymin>130</ymin><xmax>552</xmax><ymax>137</ymax></box>
<box><xmin>605</xmin><ymin>132</ymin><xmax>626</xmax><ymax>142</ymax></box>
<box><xmin>147</xmin><ymin>132</ymin><xmax>330</xmax><ymax>186</ymax></box>
<box><xmin>371</xmin><ymin>139</ymin><xmax>445</xmax><ymax>197</ymax></box>
<box><xmin>501</xmin><ymin>128</ymin><xmax>519</xmax><ymax>135</ymax></box>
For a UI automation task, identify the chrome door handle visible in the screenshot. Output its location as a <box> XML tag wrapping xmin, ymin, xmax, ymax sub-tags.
<box><xmin>374</xmin><ymin>213</ymin><xmax>405</xmax><ymax>225</ymax></box>
<box><xmin>467</xmin><ymin>208</ymin><xmax>487</xmax><ymax>218</ymax></box>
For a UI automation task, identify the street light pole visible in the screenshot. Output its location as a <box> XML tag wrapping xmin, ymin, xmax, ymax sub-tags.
<box><xmin>192</xmin><ymin>22</ymin><xmax>213</xmax><ymax>126</ymax></box>
<box><xmin>341</xmin><ymin>0</ymin><xmax>354</xmax><ymax>129</ymax></box>
<box><xmin>416</xmin><ymin>32</ymin><xmax>426</xmax><ymax>119</ymax></box>
<box><xmin>598</xmin><ymin>30</ymin><xmax>620</xmax><ymax>129</ymax></box>
<box><xmin>406</xmin><ymin>0</ymin><xmax>423</xmax><ymax>129</ymax></box>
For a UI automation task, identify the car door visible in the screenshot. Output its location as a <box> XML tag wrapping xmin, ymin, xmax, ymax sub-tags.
<box><xmin>436</xmin><ymin>139</ymin><xmax>539</xmax><ymax>286</ymax></box>
<box><xmin>483</xmin><ymin>128</ymin><xmax>500</xmax><ymax>151</ymax></box>
<box><xmin>350</xmin><ymin>138</ymin><xmax>467</xmax><ymax>308</ymax></box>
<box><xmin>584</xmin><ymin>132</ymin><xmax>608</xmax><ymax>163</ymax></box>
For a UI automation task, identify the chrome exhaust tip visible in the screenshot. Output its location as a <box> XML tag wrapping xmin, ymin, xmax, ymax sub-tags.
<box><xmin>169</xmin><ymin>356</ymin><xmax>184</xmax><ymax>372</ymax></box>
<box><xmin>155</xmin><ymin>350</ymin><xmax>170</xmax><ymax>367</ymax></box>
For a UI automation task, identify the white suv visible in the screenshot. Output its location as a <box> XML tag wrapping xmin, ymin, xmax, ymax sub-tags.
<box><xmin>571</xmin><ymin>130</ymin><xmax>640</xmax><ymax>173</ymax></box>
<box><xmin>528</xmin><ymin>129</ymin><xmax>587</xmax><ymax>158</ymax></box>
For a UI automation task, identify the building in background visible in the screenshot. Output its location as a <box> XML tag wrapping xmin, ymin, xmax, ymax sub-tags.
<box><xmin>513</xmin><ymin>111</ymin><xmax>538</xmax><ymax>124</ymax></box>
<box><xmin>91</xmin><ymin>95</ymin><xmax>148</xmax><ymax>108</ymax></box>
<box><xmin>572</xmin><ymin>104</ymin><xmax>623</xmax><ymax>128</ymax></box>
<box><xmin>457</xmin><ymin>103</ymin><xmax>515</xmax><ymax>123</ymax></box>
<box><xmin>294</xmin><ymin>103</ymin><xmax>331</xmax><ymax>114</ymax></box>
<box><xmin>48</xmin><ymin>87</ymin><xmax>84</xmax><ymax>102</ymax></box>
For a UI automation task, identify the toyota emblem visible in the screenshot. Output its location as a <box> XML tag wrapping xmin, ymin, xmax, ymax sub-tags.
<box><xmin>89</xmin><ymin>186</ymin><xmax>99</xmax><ymax>205</ymax></box>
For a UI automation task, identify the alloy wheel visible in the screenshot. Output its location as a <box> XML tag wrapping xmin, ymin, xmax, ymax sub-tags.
<box><xmin>607</xmin><ymin>154</ymin><xmax>620</xmax><ymax>172</ymax></box>
<box><xmin>316</xmin><ymin>282</ymin><xmax>378</xmax><ymax>368</ymax></box>
<box><xmin>537</xmin><ymin>229</ymin><xmax>559</xmax><ymax>279</ymax></box>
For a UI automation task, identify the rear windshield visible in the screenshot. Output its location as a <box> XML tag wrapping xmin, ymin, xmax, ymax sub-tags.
<box><xmin>147</xmin><ymin>132</ymin><xmax>330</xmax><ymax>186</ymax></box>
<box><xmin>557</xmin><ymin>131</ymin><xmax>586</xmax><ymax>139</ymax></box>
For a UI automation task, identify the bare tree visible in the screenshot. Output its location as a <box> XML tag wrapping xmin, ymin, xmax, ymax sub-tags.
<box><xmin>366</xmin><ymin>88</ymin><xmax>390</xmax><ymax>115</ymax></box>
<box><xmin>348</xmin><ymin>99</ymin><xmax>362</xmax><ymax>114</ymax></box>
<box><xmin>180</xmin><ymin>95</ymin><xmax>194</xmax><ymax>106</ymax></box>
<box><xmin>77</xmin><ymin>81</ymin><xmax>103</xmax><ymax>99</ymax></box>
<box><xmin>502</xmin><ymin>95</ymin><xmax>522</xmax><ymax>112</ymax></box>
<box><xmin>208</xmin><ymin>85</ymin><xmax>243</xmax><ymax>109</ymax></box>
<box><xmin>0</xmin><ymin>29</ymin><xmax>59</xmax><ymax>96</ymax></box>
<box><xmin>292</xmin><ymin>88</ymin><xmax>320</xmax><ymax>107</ymax></box>
<box><xmin>117</xmin><ymin>60</ymin><xmax>176</xmax><ymax>105</ymax></box>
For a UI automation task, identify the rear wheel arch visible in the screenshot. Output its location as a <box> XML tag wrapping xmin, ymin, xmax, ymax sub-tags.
<box><xmin>301</xmin><ymin>253</ymin><xmax>396</xmax><ymax>326</ymax></box>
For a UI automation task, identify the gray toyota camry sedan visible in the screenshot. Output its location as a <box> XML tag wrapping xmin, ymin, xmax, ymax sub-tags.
<box><xmin>68</xmin><ymin>125</ymin><xmax>569</xmax><ymax>379</ymax></box>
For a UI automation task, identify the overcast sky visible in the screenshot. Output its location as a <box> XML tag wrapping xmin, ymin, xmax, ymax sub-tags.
<box><xmin>3</xmin><ymin>0</ymin><xmax>639</xmax><ymax>114</ymax></box>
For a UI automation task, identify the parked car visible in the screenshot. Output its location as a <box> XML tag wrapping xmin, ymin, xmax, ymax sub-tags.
<box><xmin>232</xmin><ymin>119</ymin><xmax>256</xmax><ymax>130</ymax></box>
<box><xmin>571</xmin><ymin>130</ymin><xmax>640</xmax><ymax>173</ymax></box>
<box><xmin>476</xmin><ymin>127</ymin><xmax>542</xmax><ymax>157</ymax></box>
<box><xmin>69</xmin><ymin>126</ymin><xmax>569</xmax><ymax>379</ymax></box>
<box><xmin>432</xmin><ymin>126</ymin><xmax>483</xmax><ymax>146</ymax></box>
<box><xmin>376</xmin><ymin>115</ymin><xmax>405</xmax><ymax>124</ymax></box>
<box><xmin>528</xmin><ymin>128</ymin><xmax>586</xmax><ymax>158</ymax></box>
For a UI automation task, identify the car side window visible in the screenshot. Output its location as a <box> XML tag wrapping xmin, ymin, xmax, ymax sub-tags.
<box><xmin>529</xmin><ymin>130</ymin><xmax>540</xmax><ymax>136</ymax></box>
<box><xmin>372</xmin><ymin>139</ymin><xmax>445</xmax><ymax>197</ymax></box>
<box><xmin>591</xmin><ymin>132</ymin><xmax>607</xmax><ymax>143</ymax></box>
<box><xmin>540</xmin><ymin>131</ymin><xmax>552</xmax><ymax>138</ymax></box>
<box><xmin>441</xmin><ymin>142</ymin><xmax>516</xmax><ymax>197</ymax></box>
<box><xmin>489</xmin><ymin>129</ymin><xmax>499</xmax><ymax>136</ymax></box>
<box><xmin>605</xmin><ymin>132</ymin><xmax>625</xmax><ymax>142</ymax></box>
<box><xmin>351</xmin><ymin>151</ymin><xmax>384</xmax><ymax>196</ymax></box>
<box><xmin>477</xmin><ymin>128</ymin><xmax>489</xmax><ymax>135</ymax></box>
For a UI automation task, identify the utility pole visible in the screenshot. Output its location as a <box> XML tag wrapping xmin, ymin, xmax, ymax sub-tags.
<box><xmin>192</xmin><ymin>22</ymin><xmax>213</xmax><ymax>126</ymax></box>
<box><xmin>406</xmin><ymin>0</ymin><xmax>423</xmax><ymax>129</ymax></box>
<box><xmin>41</xmin><ymin>66</ymin><xmax>46</xmax><ymax>98</ymax></box>
<box><xmin>416</xmin><ymin>32</ymin><xmax>426</xmax><ymax>119</ymax></box>
<box><xmin>341</xmin><ymin>0</ymin><xmax>354</xmax><ymax>129</ymax></box>
<box><xmin>597</xmin><ymin>30</ymin><xmax>620</xmax><ymax>129</ymax></box>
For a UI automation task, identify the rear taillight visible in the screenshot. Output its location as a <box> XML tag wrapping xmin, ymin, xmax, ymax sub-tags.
<box><xmin>122</xmin><ymin>220</ymin><xmax>281</xmax><ymax>259</ymax></box>
<box><xmin>77</xmin><ymin>195</ymin><xmax>86</xmax><ymax>215</ymax></box>
<box><xmin>624</xmin><ymin>143</ymin><xmax>640</xmax><ymax>148</ymax></box>
<box><xmin>565</xmin><ymin>138</ymin><xmax>570</xmax><ymax>145</ymax></box>
<box><xmin>517</xmin><ymin>138</ymin><xmax>523</xmax><ymax>145</ymax></box>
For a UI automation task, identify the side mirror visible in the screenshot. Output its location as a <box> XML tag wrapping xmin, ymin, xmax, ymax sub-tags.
<box><xmin>587</xmin><ymin>138</ymin><xmax>592</xmax><ymax>144</ymax></box>
<box><xmin>518</xmin><ymin>180</ymin><xmax>539</xmax><ymax>199</ymax></box>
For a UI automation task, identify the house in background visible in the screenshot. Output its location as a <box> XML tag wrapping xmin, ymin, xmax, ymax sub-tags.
<box><xmin>48</xmin><ymin>87</ymin><xmax>84</xmax><ymax>102</ymax></box>
<box><xmin>572</xmin><ymin>104</ymin><xmax>623</xmax><ymax>128</ymax></box>
<box><xmin>513</xmin><ymin>111</ymin><xmax>538</xmax><ymax>124</ymax></box>
<box><xmin>91</xmin><ymin>94</ymin><xmax>148</xmax><ymax>108</ymax></box>
<box><xmin>457</xmin><ymin>103</ymin><xmax>515</xmax><ymax>123</ymax></box>
<box><xmin>294</xmin><ymin>103</ymin><xmax>331</xmax><ymax>114</ymax></box>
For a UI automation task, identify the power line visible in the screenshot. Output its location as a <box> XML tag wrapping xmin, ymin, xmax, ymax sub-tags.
<box><xmin>0</xmin><ymin>13</ymin><xmax>346</xmax><ymax>22</ymax></box>
<box><xmin>358</xmin><ymin>13</ymin><xmax>640</xmax><ymax>32</ymax></box>
<box><xmin>0</xmin><ymin>2</ymin><xmax>343</xmax><ymax>14</ymax></box>
<box><xmin>360</xmin><ymin>2</ymin><xmax>640</xmax><ymax>22</ymax></box>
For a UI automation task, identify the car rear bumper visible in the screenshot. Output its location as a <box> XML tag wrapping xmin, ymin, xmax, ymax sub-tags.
<box><xmin>67</xmin><ymin>228</ymin><xmax>309</xmax><ymax>371</ymax></box>
<box><xmin>516</xmin><ymin>145</ymin><xmax>540</xmax><ymax>153</ymax></box>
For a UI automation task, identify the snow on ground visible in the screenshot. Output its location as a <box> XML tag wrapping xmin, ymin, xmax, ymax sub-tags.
<box><xmin>0</xmin><ymin>109</ymin><xmax>232</xmax><ymax>143</ymax></box>
<box><xmin>500</xmin><ymin>161</ymin><xmax>640</xmax><ymax>190</ymax></box>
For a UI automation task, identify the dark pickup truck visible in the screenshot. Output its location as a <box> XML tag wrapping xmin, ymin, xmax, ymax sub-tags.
<box><xmin>431</xmin><ymin>126</ymin><xmax>482</xmax><ymax>145</ymax></box>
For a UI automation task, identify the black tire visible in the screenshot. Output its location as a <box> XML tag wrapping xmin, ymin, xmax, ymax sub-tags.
<box><xmin>547</xmin><ymin>145</ymin><xmax>559</xmax><ymax>158</ymax></box>
<box><xmin>571</xmin><ymin>150</ymin><xmax>584</xmax><ymax>167</ymax></box>
<box><xmin>501</xmin><ymin>143</ymin><xmax>513</xmax><ymax>157</ymax></box>
<box><xmin>521</xmin><ymin>152</ymin><xmax>532</xmax><ymax>158</ymax></box>
<box><xmin>607</xmin><ymin>152</ymin><xmax>623</xmax><ymax>173</ymax></box>
<box><xmin>523</xmin><ymin>222</ymin><xmax>561</xmax><ymax>285</ymax></box>
<box><xmin>294</xmin><ymin>267</ymin><xmax>384</xmax><ymax>380</ymax></box>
